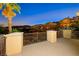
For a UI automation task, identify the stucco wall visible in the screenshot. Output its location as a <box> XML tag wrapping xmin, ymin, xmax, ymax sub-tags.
<box><xmin>47</xmin><ymin>30</ymin><xmax>57</xmax><ymax>43</ymax></box>
<box><xmin>4</xmin><ymin>32</ymin><xmax>23</xmax><ymax>55</ymax></box>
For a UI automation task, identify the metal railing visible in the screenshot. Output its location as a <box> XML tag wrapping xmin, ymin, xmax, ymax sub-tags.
<box><xmin>57</xmin><ymin>30</ymin><xmax>79</xmax><ymax>39</ymax></box>
<box><xmin>23</xmin><ymin>32</ymin><xmax>47</xmax><ymax>45</ymax></box>
<box><xmin>0</xmin><ymin>35</ymin><xmax>6</xmax><ymax>56</ymax></box>
<box><xmin>72</xmin><ymin>31</ymin><xmax>79</xmax><ymax>39</ymax></box>
<box><xmin>57</xmin><ymin>31</ymin><xmax>63</xmax><ymax>38</ymax></box>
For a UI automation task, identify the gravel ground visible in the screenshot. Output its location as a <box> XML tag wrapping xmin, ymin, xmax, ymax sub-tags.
<box><xmin>14</xmin><ymin>38</ymin><xmax>79</xmax><ymax>56</ymax></box>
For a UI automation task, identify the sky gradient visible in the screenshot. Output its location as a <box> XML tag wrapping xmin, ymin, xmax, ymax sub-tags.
<box><xmin>0</xmin><ymin>3</ymin><xmax>79</xmax><ymax>26</ymax></box>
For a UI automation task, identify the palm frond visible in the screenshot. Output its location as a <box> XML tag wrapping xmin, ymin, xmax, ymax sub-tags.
<box><xmin>0</xmin><ymin>3</ymin><xmax>21</xmax><ymax>17</ymax></box>
<box><xmin>9</xmin><ymin>3</ymin><xmax>21</xmax><ymax>14</ymax></box>
<box><xmin>0</xmin><ymin>3</ymin><xmax>3</xmax><ymax>9</ymax></box>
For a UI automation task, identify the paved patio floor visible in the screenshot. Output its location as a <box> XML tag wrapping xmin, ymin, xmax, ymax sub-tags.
<box><xmin>15</xmin><ymin>38</ymin><xmax>79</xmax><ymax>56</ymax></box>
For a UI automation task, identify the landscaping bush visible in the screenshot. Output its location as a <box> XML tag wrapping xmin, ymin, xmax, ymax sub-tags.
<box><xmin>12</xmin><ymin>28</ymin><xmax>21</xmax><ymax>32</ymax></box>
<box><xmin>0</xmin><ymin>28</ymin><xmax>4</xmax><ymax>34</ymax></box>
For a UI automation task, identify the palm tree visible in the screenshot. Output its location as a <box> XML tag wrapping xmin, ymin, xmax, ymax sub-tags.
<box><xmin>0</xmin><ymin>3</ymin><xmax>21</xmax><ymax>33</ymax></box>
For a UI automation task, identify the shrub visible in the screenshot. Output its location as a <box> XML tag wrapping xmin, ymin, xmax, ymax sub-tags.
<box><xmin>0</xmin><ymin>28</ymin><xmax>3</xmax><ymax>34</ymax></box>
<box><xmin>12</xmin><ymin>28</ymin><xmax>21</xmax><ymax>32</ymax></box>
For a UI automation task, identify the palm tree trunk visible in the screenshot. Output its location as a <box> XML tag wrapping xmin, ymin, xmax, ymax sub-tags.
<box><xmin>7</xmin><ymin>17</ymin><xmax>12</xmax><ymax>33</ymax></box>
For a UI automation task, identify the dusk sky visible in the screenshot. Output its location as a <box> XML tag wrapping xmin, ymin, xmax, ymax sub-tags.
<box><xmin>0</xmin><ymin>3</ymin><xmax>79</xmax><ymax>26</ymax></box>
